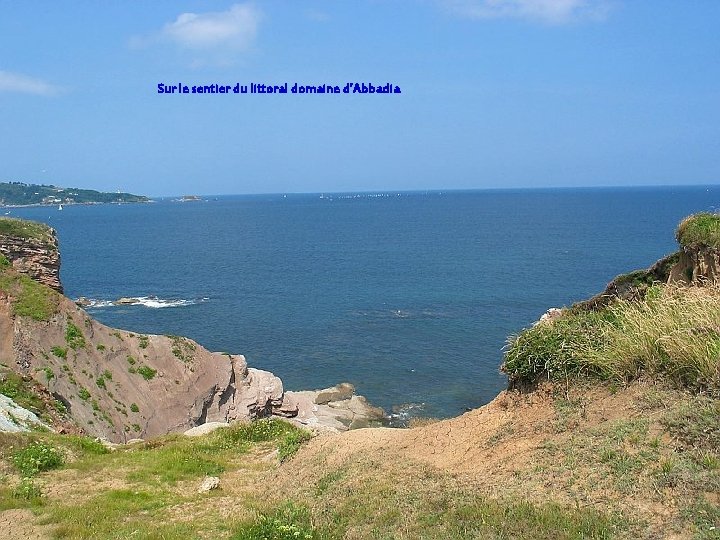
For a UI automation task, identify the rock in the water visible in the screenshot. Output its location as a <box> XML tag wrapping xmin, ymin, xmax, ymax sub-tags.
<box><xmin>115</xmin><ymin>297</ymin><xmax>139</xmax><ymax>305</ymax></box>
<box><xmin>198</xmin><ymin>476</ymin><xmax>220</xmax><ymax>493</ymax></box>
<box><xmin>314</xmin><ymin>382</ymin><xmax>355</xmax><ymax>405</ymax></box>
<box><xmin>287</xmin><ymin>386</ymin><xmax>386</xmax><ymax>432</ymax></box>
<box><xmin>347</xmin><ymin>395</ymin><xmax>385</xmax><ymax>419</ymax></box>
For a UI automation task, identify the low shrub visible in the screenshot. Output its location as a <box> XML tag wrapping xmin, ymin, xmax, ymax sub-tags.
<box><xmin>136</xmin><ymin>366</ymin><xmax>156</xmax><ymax>381</ymax></box>
<box><xmin>65</xmin><ymin>321</ymin><xmax>86</xmax><ymax>350</ymax></box>
<box><xmin>12</xmin><ymin>441</ymin><xmax>64</xmax><ymax>477</ymax></box>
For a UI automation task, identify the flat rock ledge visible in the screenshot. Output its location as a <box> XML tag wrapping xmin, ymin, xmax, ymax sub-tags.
<box><xmin>283</xmin><ymin>383</ymin><xmax>387</xmax><ymax>433</ymax></box>
<box><xmin>180</xmin><ymin>383</ymin><xmax>386</xmax><ymax>436</ymax></box>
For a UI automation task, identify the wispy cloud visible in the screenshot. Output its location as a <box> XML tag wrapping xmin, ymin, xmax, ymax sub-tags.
<box><xmin>306</xmin><ymin>10</ymin><xmax>331</xmax><ymax>23</ymax></box>
<box><xmin>0</xmin><ymin>70</ymin><xmax>60</xmax><ymax>95</ymax></box>
<box><xmin>441</xmin><ymin>0</ymin><xmax>613</xmax><ymax>24</ymax></box>
<box><xmin>134</xmin><ymin>3</ymin><xmax>261</xmax><ymax>51</ymax></box>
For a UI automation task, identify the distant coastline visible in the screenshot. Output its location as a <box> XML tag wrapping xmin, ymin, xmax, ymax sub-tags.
<box><xmin>0</xmin><ymin>181</ymin><xmax>149</xmax><ymax>207</ymax></box>
<box><xmin>1</xmin><ymin>200</ymin><xmax>153</xmax><ymax>209</ymax></box>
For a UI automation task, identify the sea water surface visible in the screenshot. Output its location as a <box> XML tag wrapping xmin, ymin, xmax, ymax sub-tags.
<box><xmin>8</xmin><ymin>187</ymin><xmax>720</xmax><ymax>420</ymax></box>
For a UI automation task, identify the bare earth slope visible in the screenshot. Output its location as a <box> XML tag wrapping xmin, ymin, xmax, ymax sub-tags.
<box><xmin>276</xmin><ymin>381</ymin><xmax>716</xmax><ymax>538</ymax></box>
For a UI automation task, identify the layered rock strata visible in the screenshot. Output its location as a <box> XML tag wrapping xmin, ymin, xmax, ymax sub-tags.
<box><xmin>0</xmin><ymin>223</ymin><xmax>62</xmax><ymax>293</ymax></box>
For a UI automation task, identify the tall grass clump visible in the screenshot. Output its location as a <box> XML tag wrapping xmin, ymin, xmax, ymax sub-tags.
<box><xmin>504</xmin><ymin>285</ymin><xmax>720</xmax><ymax>391</ymax></box>
<box><xmin>599</xmin><ymin>285</ymin><xmax>720</xmax><ymax>389</ymax></box>
<box><xmin>676</xmin><ymin>212</ymin><xmax>720</xmax><ymax>249</ymax></box>
<box><xmin>503</xmin><ymin>308</ymin><xmax>618</xmax><ymax>383</ymax></box>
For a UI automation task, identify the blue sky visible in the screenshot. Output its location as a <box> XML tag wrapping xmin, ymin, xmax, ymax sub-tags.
<box><xmin>0</xmin><ymin>1</ymin><xmax>718</xmax><ymax>196</ymax></box>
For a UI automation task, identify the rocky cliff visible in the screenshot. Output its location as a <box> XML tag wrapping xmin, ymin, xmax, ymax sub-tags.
<box><xmin>3</xmin><ymin>289</ymin><xmax>301</xmax><ymax>442</ymax></box>
<box><xmin>0</xmin><ymin>217</ymin><xmax>384</xmax><ymax>442</ymax></box>
<box><xmin>0</xmin><ymin>218</ymin><xmax>300</xmax><ymax>442</ymax></box>
<box><xmin>0</xmin><ymin>217</ymin><xmax>62</xmax><ymax>293</ymax></box>
<box><xmin>578</xmin><ymin>223</ymin><xmax>720</xmax><ymax>309</ymax></box>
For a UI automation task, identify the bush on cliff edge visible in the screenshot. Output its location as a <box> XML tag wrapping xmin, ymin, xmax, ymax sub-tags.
<box><xmin>504</xmin><ymin>284</ymin><xmax>720</xmax><ymax>391</ymax></box>
<box><xmin>676</xmin><ymin>212</ymin><xmax>720</xmax><ymax>249</ymax></box>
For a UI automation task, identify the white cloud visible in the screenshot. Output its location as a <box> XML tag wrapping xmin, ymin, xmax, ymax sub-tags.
<box><xmin>159</xmin><ymin>3</ymin><xmax>261</xmax><ymax>50</ymax></box>
<box><xmin>441</xmin><ymin>0</ymin><xmax>613</xmax><ymax>24</ymax></box>
<box><xmin>0</xmin><ymin>70</ymin><xmax>59</xmax><ymax>95</ymax></box>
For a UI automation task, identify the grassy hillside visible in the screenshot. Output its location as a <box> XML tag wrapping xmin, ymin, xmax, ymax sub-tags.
<box><xmin>0</xmin><ymin>218</ymin><xmax>55</xmax><ymax>243</ymax></box>
<box><xmin>503</xmin><ymin>284</ymin><xmax>720</xmax><ymax>391</ymax></box>
<box><xmin>0</xmin><ymin>255</ymin><xmax>59</xmax><ymax>321</ymax></box>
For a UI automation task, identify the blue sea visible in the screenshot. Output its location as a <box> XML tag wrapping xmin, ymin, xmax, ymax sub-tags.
<box><xmin>7</xmin><ymin>186</ymin><xmax>720</xmax><ymax>421</ymax></box>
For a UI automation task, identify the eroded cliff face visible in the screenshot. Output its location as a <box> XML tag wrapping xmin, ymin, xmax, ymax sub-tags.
<box><xmin>0</xmin><ymin>221</ymin><xmax>62</xmax><ymax>293</ymax></box>
<box><xmin>577</xmin><ymin>244</ymin><xmax>720</xmax><ymax>310</ymax></box>
<box><xmin>2</xmin><ymin>291</ymin><xmax>297</xmax><ymax>442</ymax></box>
<box><xmin>0</xmin><ymin>218</ymin><xmax>303</xmax><ymax>442</ymax></box>
<box><xmin>667</xmin><ymin>245</ymin><xmax>720</xmax><ymax>285</ymax></box>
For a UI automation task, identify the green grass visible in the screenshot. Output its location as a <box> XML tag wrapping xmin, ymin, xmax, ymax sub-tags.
<box><xmin>0</xmin><ymin>419</ymin><xmax>639</xmax><ymax>539</ymax></box>
<box><xmin>504</xmin><ymin>284</ymin><xmax>720</xmax><ymax>391</ymax></box>
<box><xmin>283</xmin><ymin>459</ymin><xmax>629</xmax><ymax>540</ymax></box>
<box><xmin>0</xmin><ymin>253</ymin><xmax>9</xmax><ymax>268</ymax></box>
<box><xmin>676</xmin><ymin>212</ymin><xmax>720</xmax><ymax>249</ymax></box>
<box><xmin>0</xmin><ymin>371</ymin><xmax>44</xmax><ymax>412</ymax></box>
<box><xmin>168</xmin><ymin>335</ymin><xmax>196</xmax><ymax>363</ymax></box>
<box><xmin>12</xmin><ymin>440</ymin><xmax>64</xmax><ymax>476</ymax></box>
<box><xmin>10</xmin><ymin>477</ymin><xmax>43</xmax><ymax>503</ymax></box>
<box><xmin>65</xmin><ymin>320</ymin><xmax>86</xmax><ymax>349</ymax></box>
<box><xmin>661</xmin><ymin>395</ymin><xmax>720</xmax><ymax>451</ymax></box>
<box><xmin>136</xmin><ymin>365</ymin><xmax>157</xmax><ymax>380</ymax></box>
<box><xmin>0</xmin><ymin>217</ymin><xmax>53</xmax><ymax>243</ymax></box>
<box><xmin>0</xmin><ymin>272</ymin><xmax>58</xmax><ymax>321</ymax></box>
<box><xmin>278</xmin><ymin>429</ymin><xmax>313</xmax><ymax>462</ymax></box>
<box><xmin>503</xmin><ymin>307</ymin><xmax>616</xmax><ymax>383</ymax></box>
<box><xmin>51</xmin><ymin>346</ymin><xmax>67</xmax><ymax>359</ymax></box>
<box><xmin>41</xmin><ymin>489</ymin><xmax>191</xmax><ymax>539</ymax></box>
<box><xmin>232</xmin><ymin>503</ymin><xmax>320</xmax><ymax>540</ymax></box>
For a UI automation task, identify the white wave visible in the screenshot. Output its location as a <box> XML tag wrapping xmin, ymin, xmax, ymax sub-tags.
<box><xmin>389</xmin><ymin>402</ymin><xmax>426</xmax><ymax>420</ymax></box>
<box><xmin>80</xmin><ymin>296</ymin><xmax>208</xmax><ymax>309</ymax></box>
<box><xmin>132</xmin><ymin>296</ymin><xmax>196</xmax><ymax>308</ymax></box>
<box><xmin>84</xmin><ymin>299</ymin><xmax>114</xmax><ymax>308</ymax></box>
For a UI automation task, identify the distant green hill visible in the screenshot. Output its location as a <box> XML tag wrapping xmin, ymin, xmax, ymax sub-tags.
<box><xmin>0</xmin><ymin>182</ymin><xmax>149</xmax><ymax>206</ymax></box>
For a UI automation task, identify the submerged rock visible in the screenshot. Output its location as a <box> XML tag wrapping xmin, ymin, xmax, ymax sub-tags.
<box><xmin>315</xmin><ymin>382</ymin><xmax>355</xmax><ymax>405</ymax></box>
